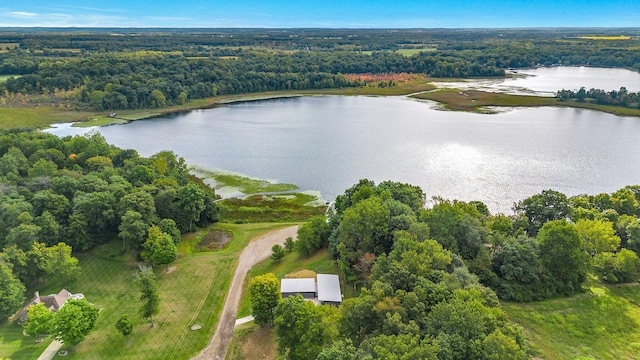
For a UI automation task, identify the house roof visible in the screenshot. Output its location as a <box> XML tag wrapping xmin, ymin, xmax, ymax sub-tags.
<box><xmin>28</xmin><ymin>289</ymin><xmax>85</xmax><ymax>312</ymax></box>
<box><xmin>280</xmin><ymin>278</ymin><xmax>316</xmax><ymax>294</ymax></box>
<box><xmin>317</xmin><ymin>274</ymin><xmax>342</xmax><ymax>303</ymax></box>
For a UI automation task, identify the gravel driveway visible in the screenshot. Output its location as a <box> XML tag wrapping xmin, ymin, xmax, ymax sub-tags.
<box><xmin>192</xmin><ymin>225</ymin><xmax>299</xmax><ymax>360</ymax></box>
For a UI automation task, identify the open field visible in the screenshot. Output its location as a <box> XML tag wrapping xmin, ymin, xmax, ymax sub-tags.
<box><xmin>503</xmin><ymin>284</ymin><xmax>640</xmax><ymax>359</ymax></box>
<box><xmin>0</xmin><ymin>43</ymin><xmax>19</xmax><ymax>51</ymax></box>
<box><xmin>413</xmin><ymin>89</ymin><xmax>640</xmax><ymax>117</ymax></box>
<box><xmin>578</xmin><ymin>35</ymin><xmax>631</xmax><ymax>40</ymax></box>
<box><xmin>396</xmin><ymin>48</ymin><xmax>437</xmax><ymax>56</ymax></box>
<box><xmin>0</xmin><ymin>107</ymin><xmax>95</xmax><ymax>129</ymax></box>
<box><xmin>0</xmin><ymin>74</ymin><xmax>20</xmax><ymax>83</ymax></box>
<box><xmin>0</xmin><ymin>223</ymin><xmax>296</xmax><ymax>360</ymax></box>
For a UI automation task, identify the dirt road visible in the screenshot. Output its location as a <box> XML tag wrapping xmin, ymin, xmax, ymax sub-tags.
<box><xmin>193</xmin><ymin>225</ymin><xmax>299</xmax><ymax>360</ymax></box>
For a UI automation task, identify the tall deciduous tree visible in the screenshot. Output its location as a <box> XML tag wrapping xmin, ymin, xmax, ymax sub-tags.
<box><xmin>536</xmin><ymin>220</ymin><xmax>589</xmax><ymax>296</ymax></box>
<box><xmin>575</xmin><ymin>219</ymin><xmax>621</xmax><ymax>255</ymax></box>
<box><xmin>248</xmin><ymin>273</ymin><xmax>281</xmax><ymax>327</ymax></box>
<box><xmin>513</xmin><ymin>189</ymin><xmax>569</xmax><ymax>236</ymax></box>
<box><xmin>118</xmin><ymin>211</ymin><xmax>147</xmax><ymax>250</ymax></box>
<box><xmin>136</xmin><ymin>267</ymin><xmax>159</xmax><ymax>327</ymax></box>
<box><xmin>52</xmin><ymin>299</ymin><xmax>99</xmax><ymax>347</ymax></box>
<box><xmin>177</xmin><ymin>184</ymin><xmax>205</xmax><ymax>232</ymax></box>
<box><xmin>0</xmin><ymin>262</ymin><xmax>25</xmax><ymax>321</ymax></box>
<box><xmin>296</xmin><ymin>216</ymin><xmax>330</xmax><ymax>257</ymax></box>
<box><xmin>142</xmin><ymin>225</ymin><xmax>177</xmax><ymax>271</ymax></box>
<box><xmin>274</xmin><ymin>295</ymin><xmax>339</xmax><ymax>360</ymax></box>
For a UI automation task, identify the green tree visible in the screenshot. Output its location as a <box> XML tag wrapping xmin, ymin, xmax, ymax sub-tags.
<box><xmin>136</xmin><ymin>266</ymin><xmax>159</xmax><ymax>327</ymax></box>
<box><xmin>513</xmin><ymin>189</ymin><xmax>570</xmax><ymax>236</ymax></box>
<box><xmin>23</xmin><ymin>303</ymin><xmax>54</xmax><ymax>339</ymax></box>
<box><xmin>158</xmin><ymin>218</ymin><xmax>181</xmax><ymax>244</ymax></box>
<box><xmin>575</xmin><ymin>219</ymin><xmax>621</xmax><ymax>255</ymax></box>
<box><xmin>536</xmin><ymin>220</ymin><xmax>589</xmax><ymax>296</ymax></box>
<box><xmin>296</xmin><ymin>216</ymin><xmax>330</xmax><ymax>256</ymax></box>
<box><xmin>177</xmin><ymin>184</ymin><xmax>206</xmax><ymax>232</ymax></box>
<box><xmin>271</xmin><ymin>244</ymin><xmax>285</xmax><ymax>262</ymax></box>
<box><xmin>336</xmin><ymin>196</ymin><xmax>390</xmax><ymax>273</ymax></box>
<box><xmin>52</xmin><ymin>299</ymin><xmax>99</xmax><ymax>347</ymax></box>
<box><xmin>359</xmin><ymin>333</ymin><xmax>439</xmax><ymax>360</ymax></box>
<box><xmin>284</xmin><ymin>236</ymin><xmax>295</xmax><ymax>252</ymax></box>
<box><xmin>142</xmin><ymin>225</ymin><xmax>177</xmax><ymax>271</ymax></box>
<box><xmin>249</xmin><ymin>273</ymin><xmax>281</xmax><ymax>327</ymax></box>
<box><xmin>316</xmin><ymin>339</ymin><xmax>357</xmax><ymax>360</ymax></box>
<box><xmin>115</xmin><ymin>314</ymin><xmax>134</xmax><ymax>342</ymax></box>
<box><xmin>118</xmin><ymin>211</ymin><xmax>148</xmax><ymax>250</ymax></box>
<box><xmin>118</xmin><ymin>191</ymin><xmax>156</xmax><ymax>221</ymax></box>
<box><xmin>37</xmin><ymin>242</ymin><xmax>81</xmax><ymax>287</ymax></box>
<box><xmin>482</xmin><ymin>329</ymin><xmax>528</xmax><ymax>360</ymax></box>
<box><xmin>0</xmin><ymin>262</ymin><xmax>25</xmax><ymax>321</ymax></box>
<box><xmin>149</xmin><ymin>89</ymin><xmax>166</xmax><ymax>108</ymax></box>
<box><xmin>274</xmin><ymin>295</ymin><xmax>339</xmax><ymax>360</ymax></box>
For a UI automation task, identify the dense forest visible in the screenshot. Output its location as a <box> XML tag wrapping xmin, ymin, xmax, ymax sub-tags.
<box><xmin>0</xmin><ymin>128</ymin><xmax>220</xmax><ymax>321</ymax></box>
<box><xmin>1</xmin><ymin>28</ymin><xmax>639</xmax><ymax>111</ymax></box>
<box><xmin>264</xmin><ymin>179</ymin><xmax>640</xmax><ymax>359</ymax></box>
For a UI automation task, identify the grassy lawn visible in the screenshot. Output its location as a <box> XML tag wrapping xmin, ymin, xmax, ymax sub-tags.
<box><xmin>0</xmin><ymin>107</ymin><xmax>94</xmax><ymax>129</ymax></box>
<box><xmin>413</xmin><ymin>89</ymin><xmax>640</xmax><ymax>117</ymax></box>
<box><xmin>0</xmin><ymin>321</ymin><xmax>52</xmax><ymax>359</ymax></box>
<box><xmin>503</xmin><ymin>284</ymin><xmax>640</xmax><ymax>360</ymax></box>
<box><xmin>0</xmin><ymin>222</ymin><xmax>295</xmax><ymax>360</ymax></box>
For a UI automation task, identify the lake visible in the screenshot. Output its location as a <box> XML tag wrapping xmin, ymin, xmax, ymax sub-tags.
<box><xmin>437</xmin><ymin>66</ymin><xmax>640</xmax><ymax>96</ymax></box>
<box><xmin>47</xmin><ymin>67</ymin><xmax>640</xmax><ymax>214</ymax></box>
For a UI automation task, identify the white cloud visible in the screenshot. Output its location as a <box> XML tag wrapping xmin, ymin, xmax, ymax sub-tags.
<box><xmin>7</xmin><ymin>11</ymin><xmax>39</xmax><ymax>18</ymax></box>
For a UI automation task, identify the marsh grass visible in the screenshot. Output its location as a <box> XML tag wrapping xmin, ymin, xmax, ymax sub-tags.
<box><xmin>413</xmin><ymin>89</ymin><xmax>640</xmax><ymax>117</ymax></box>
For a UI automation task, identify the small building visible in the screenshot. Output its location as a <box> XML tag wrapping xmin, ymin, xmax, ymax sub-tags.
<box><xmin>280</xmin><ymin>274</ymin><xmax>343</xmax><ymax>305</ymax></box>
<box><xmin>19</xmin><ymin>289</ymin><xmax>84</xmax><ymax>318</ymax></box>
<box><xmin>280</xmin><ymin>278</ymin><xmax>316</xmax><ymax>299</ymax></box>
<box><xmin>316</xmin><ymin>274</ymin><xmax>342</xmax><ymax>305</ymax></box>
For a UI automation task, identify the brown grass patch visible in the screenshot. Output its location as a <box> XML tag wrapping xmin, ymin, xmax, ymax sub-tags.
<box><xmin>227</xmin><ymin>323</ymin><xmax>277</xmax><ymax>360</ymax></box>
<box><xmin>285</xmin><ymin>269</ymin><xmax>317</xmax><ymax>279</ymax></box>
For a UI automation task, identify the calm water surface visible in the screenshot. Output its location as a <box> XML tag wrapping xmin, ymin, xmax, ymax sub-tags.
<box><xmin>47</xmin><ymin>67</ymin><xmax>640</xmax><ymax>213</ymax></box>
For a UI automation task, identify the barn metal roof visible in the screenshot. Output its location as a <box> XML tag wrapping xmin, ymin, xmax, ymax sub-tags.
<box><xmin>317</xmin><ymin>274</ymin><xmax>342</xmax><ymax>303</ymax></box>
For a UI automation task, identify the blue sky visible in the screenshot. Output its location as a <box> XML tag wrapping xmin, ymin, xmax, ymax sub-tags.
<box><xmin>1</xmin><ymin>1</ymin><xmax>639</xmax><ymax>28</ymax></box>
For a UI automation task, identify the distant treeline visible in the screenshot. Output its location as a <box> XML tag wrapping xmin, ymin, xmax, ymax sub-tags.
<box><xmin>0</xmin><ymin>51</ymin><xmax>502</xmax><ymax>110</ymax></box>
<box><xmin>556</xmin><ymin>87</ymin><xmax>640</xmax><ymax>109</ymax></box>
<box><xmin>1</xmin><ymin>28</ymin><xmax>640</xmax><ymax>111</ymax></box>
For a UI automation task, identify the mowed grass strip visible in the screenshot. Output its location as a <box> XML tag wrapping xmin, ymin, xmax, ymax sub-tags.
<box><xmin>0</xmin><ymin>321</ymin><xmax>52</xmax><ymax>359</ymax></box>
<box><xmin>502</xmin><ymin>284</ymin><xmax>640</xmax><ymax>360</ymax></box>
<box><xmin>24</xmin><ymin>222</ymin><xmax>295</xmax><ymax>360</ymax></box>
